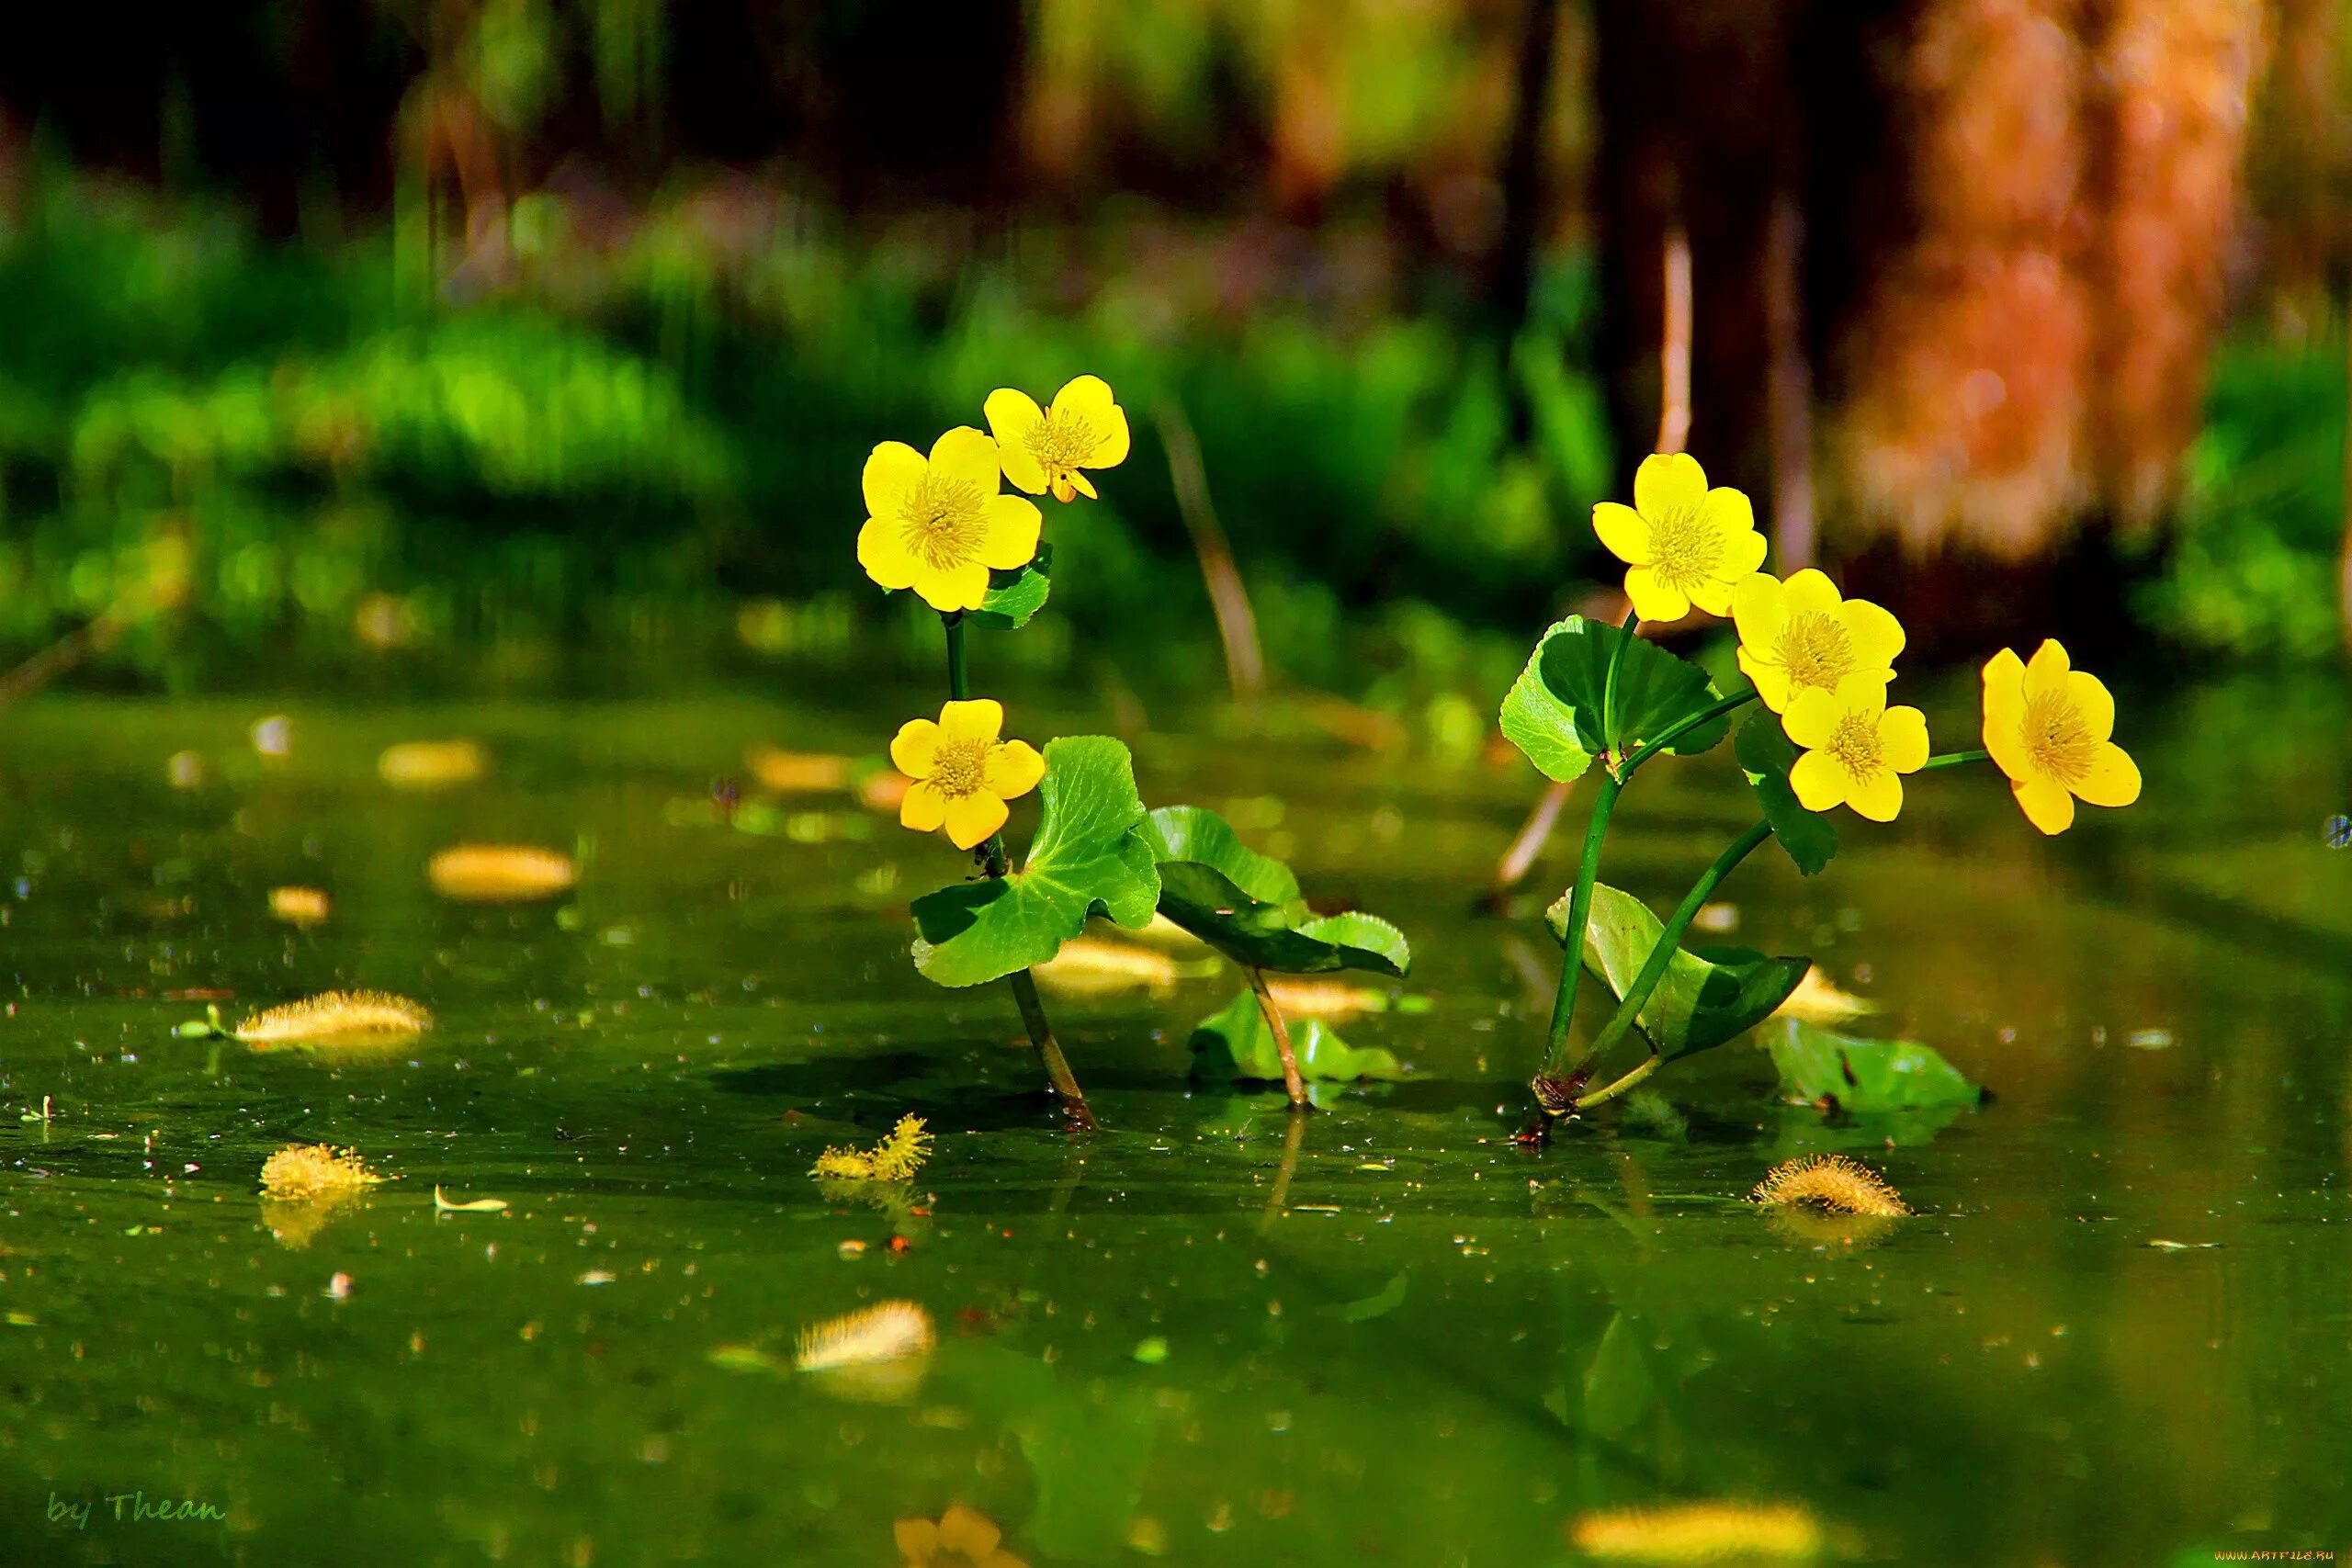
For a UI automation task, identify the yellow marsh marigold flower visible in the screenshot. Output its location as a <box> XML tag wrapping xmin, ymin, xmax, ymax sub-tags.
<box><xmin>984</xmin><ymin>375</ymin><xmax>1130</xmax><ymax>502</ymax></box>
<box><xmin>895</xmin><ymin>1505</ymin><xmax>1027</xmax><ymax>1568</ymax></box>
<box><xmin>1981</xmin><ymin>639</ymin><xmax>2141</xmax><ymax>836</ymax></box>
<box><xmin>1782</xmin><ymin>673</ymin><xmax>1929</xmax><ymax>824</ymax></box>
<box><xmin>857</xmin><ymin>427</ymin><xmax>1043</xmax><ymax>612</ymax></box>
<box><xmin>1731</xmin><ymin>569</ymin><xmax>1905</xmax><ymax>714</ymax></box>
<box><xmin>891</xmin><ymin>699</ymin><xmax>1045</xmax><ymax>850</ymax></box>
<box><xmin>1592</xmin><ymin>453</ymin><xmax>1769</xmax><ymax>622</ymax></box>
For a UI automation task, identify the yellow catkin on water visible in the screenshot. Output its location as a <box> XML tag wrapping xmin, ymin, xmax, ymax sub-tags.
<box><xmin>259</xmin><ymin>1144</ymin><xmax>383</xmax><ymax>1202</ymax></box>
<box><xmin>427</xmin><ymin>844</ymin><xmax>576</xmax><ymax>902</ymax></box>
<box><xmin>1570</xmin><ymin>1500</ymin><xmax>1825</xmax><ymax>1564</ymax></box>
<box><xmin>811</xmin><ymin>1115</ymin><xmax>932</xmax><ymax>1182</ymax></box>
<box><xmin>794</xmin><ymin>1301</ymin><xmax>935</xmax><ymax>1373</ymax></box>
<box><xmin>1750</xmin><ymin>1155</ymin><xmax>1910</xmax><ymax>1217</ymax></box>
<box><xmin>234</xmin><ymin>991</ymin><xmax>434</xmax><ymax>1044</ymax></box>
<box><xmin>379</xmin><ymin>739</ymin><xmax>488</xmax><ymax>790</ymax></box>
<box><xmin>267</xmin><ymin>886</ymin><xmax>333</xmax><ymax>927</ymax></box>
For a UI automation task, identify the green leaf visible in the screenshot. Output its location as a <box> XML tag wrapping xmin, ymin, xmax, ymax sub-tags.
<box><xmin>1187</xmin><ymin>990</ymin><xmax>1403</xmax><ymax>1083</ymax></box>
<box><xmin>1735</xmin><ymin>708</ymin><xmax>1838</xmax><ymax>875</ymax></box>
<box><xmin>910</xmin><ymin>736</ymin><xmax>1160</xmax><ymax>987</ymax></box>
<box><xmin>1143</xmin><ymin>806</ymin><xmax>1410</xmax><ymax>976</ymax></box>
<box><xmin>1498</xmin><ymin>616</ymin><xmax>1735</xmax><ymax>780</ymax></box>
<box><xmin>966</xmin><ymin>542</ymin><xmax>1052</xmax><ymax>631</ymax></box>
<box><xmin>1766</xmin><ymin>1018</ymin><xmax>1984</xmax><ymax>1112</ymax></box>
<box><xmin>1547</xmin><ymin>882</ymin><xmax>1809</xmax><ymax>1060</ymax></box>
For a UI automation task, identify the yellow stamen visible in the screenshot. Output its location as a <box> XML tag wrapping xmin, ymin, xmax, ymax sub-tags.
<box><xmin>1026</xmin><ymin>411</ymin><xmax>1097</xmax><ymax>490</ymax></box>
<box><xmin>898</xmin><ymin>474</ymin><xmax>989</xmax><ymax>570</ymax></box>
<box><xmin>925</xmin><ymin>738</ymin><xmax>990</xmax><ymax>799</ymax></box>
<box><xmin>1774</xmin><ymin>611</ymin><xmax>1855</xmax><ymax>696</ymax></box>
<box><xmin>1825</xmin><ymin>711</ymin><xmax>1883</xmax><ymax>784</ymax></box>
<box><xmin>2022</xmin><ymin>690</ymin><xmax>2098</xmax><ymax>785</ymax></box>
<box><xmin>1645</xmin><ymin>504</ymin><xmax>1726</xmax><ymax>596</ymax></box>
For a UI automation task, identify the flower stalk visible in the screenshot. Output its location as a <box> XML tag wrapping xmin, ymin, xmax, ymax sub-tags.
<box><xmin>1246</xmin><ymin>965</ymin><xmax>1310</xmax><ymax>1111</ymax></box>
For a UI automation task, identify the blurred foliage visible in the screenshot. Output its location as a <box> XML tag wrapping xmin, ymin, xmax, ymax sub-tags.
<box><xmin>2133</xmin><ymin>328</ymin><xmax>2348</xmax><ymax>661</ymax></box>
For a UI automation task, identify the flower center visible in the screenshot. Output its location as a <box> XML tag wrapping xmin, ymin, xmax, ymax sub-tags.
<box><xmin>1646</xmin><ymin>504</ymin><xmax>1724</xmax><ymax>592</ymax></box>
<box><xmin>1774</xmin><ymin>611</ymin><xmax>1855</xmax><ymax>696</ymax></box>
<box><xmin>1826</xmin><ymin>710</ymin><xmax>1883</xmax><ymax>782</ymax></box>
<box><xmin>2021</xmin><ymin>691</ymin><xmax>2096</xmax><ymax>784</ymax></box>
<box><xmin>898</xmin><ymin>475</ymin><xmax>989</xmax><ymax>570</ymax></box>
<box><xmin>927</xmin><ymin>737</ymin><xmax>990</xmax><ymax>798</ymax></box>
<box><xmin>1025</xmin><ymin>412</ymin><xmax>1096</xmax><ymax>479</ymax></box>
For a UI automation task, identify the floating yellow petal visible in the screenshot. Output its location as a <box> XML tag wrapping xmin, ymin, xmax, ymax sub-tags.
<box><xmin>259</xmin><ymin>1144</ymin><xmax>383</xmax><ymax>1201</ymax></box>
<box><xmin>235</xmin><ymin>991</ymin><xmax>434</xmax><ymax>1045</ymax></box>
<box><xmin>1569</xmin><ymin>1500</ymin><xmax>1825</xmax><ymax>1563</ymax></box>
<box><xmin>1981</xmin><ymin>639</ymin><xmax>2142</xmax><ymax>836</ymax></box>
<box><xmin>1591</xmin><ymin>453</ymin><xmax>1768</xmax><ymax>622</ymax></box>
<box><xmin>433</xmin><ymin>1187</ymin><xmax>508</xmax><ymax>1213</ymax></box>
<box><xmin>378</xmin><ymin>739</ymin><xmax>487</xmax><ymax>790</ymax></box>
<box><xmin>1750</xmin><ymin>1154</ymin><xmax>1910</xmax><ymax>1217</ymax></box>
<box><xmin>428</xmin><ymin>844</ymin><xmax>577</xmax><ymax>902</ymax></box>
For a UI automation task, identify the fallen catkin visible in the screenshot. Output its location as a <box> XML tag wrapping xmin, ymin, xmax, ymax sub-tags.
<box><xmin>810</xmin><ymin>1115</ymin><xmax>933</xmax><ymax>1182</ymax></box>
<box><xmin>1569</xmin><ymin>1499</ymin><xmax>1825</xmax><ymax>1563</ymax></box>
<box><xmin>1749</xmin><ymin>1154</ymin><xmax>1911</xmax><ymax>1217</ymax></box>
<box><xmin>235</xmin><ymin>991</ymin><xmax>435</xmax><ymax>1044</ymax></box>
<box><xmin>259</xmin><ymin>1144</ymin><xmax>382</xmax><ymax>1201</ymax></box>
<box><xmin>794</xmin><ymin>1301</ymin><xmax>935</xmax><ymax>1373</ymax></box>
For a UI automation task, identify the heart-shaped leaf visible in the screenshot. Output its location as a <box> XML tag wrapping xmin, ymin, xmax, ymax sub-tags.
<box><xmin>1143</xmin><ymin>806</ymin><xmax>1410</xmax><ymax>976</ymax></box>
<box><xmin>1187</xmin><ymin>990</ymin><xmax>1403</xmax><ymax>1083</ymax></box>
<box><xmin>910</xmin><ymin>736</ymin><xmax>1160</xmax><ymax>987</ymax></box>
<box><xmin>967</xmin><ymin>543</ymin><xmax>1053</xmax><ymax>631</ymax></box>
<box><xmin>1766</xmin><ymin>1018</ymin><xmax>1984</xmax><ymax>1111</ymax></box>
<box><xmin>1735</xmin><ymin>709</ymin><xmax>1838</xmax><ymax>875</ymax></box>
<box><xmin>1499</xmin><ymin>616</ymin><xmax>1735</xmax><ymax>781</ymax></box>
<box><xmin>1546</xmin><ymin>882</ymin><xmax>1809</xmax><ymax>1060</ymax></box>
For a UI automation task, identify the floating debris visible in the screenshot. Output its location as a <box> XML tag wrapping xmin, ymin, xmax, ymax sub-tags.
<box><xmin>1750</xmin><ymin>1155</ymin><xmax>1911</xmax><ymax>1217</ymax></box>
<box><xmin>267</xmin><ymin>886</ymin><xmax>332</xmax><ymax>927</ymax></box>
<box><xmin>746</xmin><ymin>748</ymin><xmax>854</xmax><ymax>794</ymax></box>
<box><xmin>432</xmin><ymin>1187</ymin><xmax>507</xmax><ymax>1214</ymax></box>
<box><xmin>427</xmin><ymin>844</ymin><xmax>576</xmax><ymax>902</ymax></box>
<box><xmin>894</xmin><ymin>1506</ymin><xmax>1024</xmax><ymax>1568</ymax></box>
<box><xmin>2125</xmin><ymin>1027</ymin><xmax>2177</xmax><ymax>1051</ymax></box>
<box><xmin>260</xmin><ymin>1144</ymin><xmax>382</xmax><ymax>1202</ymax></box>
<box><xmin>2145</xmin><ymin>1238</ymin><xmax>2222</xmax><ymax>1251</ymax></box>
<box><xmin>1770</xmin><ymin>968</ymin><xmax>1881</xmax><ymax>1026</ymax></box>
<box><xmin>379</xmin><ymin>739</ymin><xmax>487</xmax><ymax>790</ymax></box>
<box><xmin>811</xmin><ymin>1115</ymin><xmax>932</xmax><ymax>1182</ymax></box>
<box><xmin>1568</xmin><ymin>1499</ymin><xmax>1825</xmax><ymax>1563</ymax></box>
<box><xmin>235</xmin><ymin>991</ymin><xmax>434</xmax><ymax>1046</ymax></box>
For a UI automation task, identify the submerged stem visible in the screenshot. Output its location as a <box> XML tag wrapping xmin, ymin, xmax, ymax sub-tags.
<box><xmin>941</xmin><ymin>613</ymin><xmax>1092</xmax><ymax>1127</ymax></box>
<box><xmin>1248</xmin><ymin>966</ymin><xmax>1310</xmax><ymax>1111</ymax></box>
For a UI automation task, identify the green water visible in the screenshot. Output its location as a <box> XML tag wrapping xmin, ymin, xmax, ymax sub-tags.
<box><xmin>2</xmin><ymin>683</ymin><xmax>2346</xmax><ymax>1567</ymax></box>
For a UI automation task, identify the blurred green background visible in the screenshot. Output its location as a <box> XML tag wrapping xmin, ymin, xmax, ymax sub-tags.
<box><xmin>0</xmin><ymin>0</ymin><xmax>2346</xmax><ymax>705</ymax></box>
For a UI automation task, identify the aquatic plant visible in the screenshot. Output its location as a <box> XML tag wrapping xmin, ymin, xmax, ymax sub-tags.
<box><xmin>810</xmin><ymin>1115</ymin><xmax>933</xmax><ymax>1182</ymax></box>
<box><xmin>1509</xmin><ymin>452</ymin><xmax>2141</xmax><ymax>1132</ymax></box>
<box><xmin>231</xmin><ymin>991</ymin><xmax>435</xmax><ymax>1044</ymax></box>
<box><xmin>259</xmin><ymin>1144</ymin><xmax>383</xmax><ymax>1201</ymax></box>
<box><xmin>1750</xmin><ymin>1155</ymin><xmax>1910</xmax><ymax>1218</ymax></box>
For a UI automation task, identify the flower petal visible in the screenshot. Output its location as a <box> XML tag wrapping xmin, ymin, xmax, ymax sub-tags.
<box><xmin>1687</xmin><ymin>568</ymin><xmax>1746</xmax><ymax>618</ymax></box>
<box><xmin>899</xmin><ymin>780</ymin><xmax>947</xmax><ymax>834</ymax></box>
<box><xmin>1717</xmin><ymin>527</ymin><xmax>1769</xmax><ymax>581</ymax></box>
<box><xmin>938</xmin><ymin>699</ymin><xmax>1004</xmax><ymax>744</ymax></box>
<box><xmin>1623</xmin><ymin>566</ymin><xmax>1690</xmax><ymax>623</ymax></box>
<box><xmin>910</xmin><ymin>559</ymin><xmax>991</xmax><ymax>613</ymax></box>
<box><xmin>1780</xmin><ymin>569</ymin><xmax>1841</xmax><ymax>619</ymax></box>
<box><xmin>1781</xmin><ymin>687</ymin><xmax>1840</xmax><ymax>750</ymax></box>
<box><xmin>2074</xmin><ymin>741</ymin><xmax>2142</xmax><ymax>807</ymax></box>
<box><xmin>890</xmin><ymin>718</ymin><xmax>940</xmax><ymax>778</ymax></box>
<box><xmin>2022</xmin><ymin>638</ymin><xmax>2071</xmax><ymax>700</ymax></box>
<box><xmin>985</xmin><ymin>389</ymin><xmax>1048</xmax><ymax>495</ymax></box>
<box><xmin>1980</xmin><ymin>649</ymin><xmax>2030</xmax><ymax>781</ymax></box>
<box><xmin>944</xmin><ymin>790</ymin><xmax>1009</xmax><ymax>850</ymax></box>
<box><xmin>863</xmin><ymin>442</ymin><xmax>925</xmax><ymax>518</ymax></box>
<box><xmin>978</xmin><ymin>494</ymin><xmax>1044</xmax><ymax>570</ymax></box>
<box><xmin>1829</xmin><ymin>671</ymin><xmax>1890</xmax><ymax>716</ymax></box>
<box><xmin>1842</xmin><ymin>597</ymin><xmax>1905</xmax><ymax>672</ymax></box>
<box><xmin>1069</xmin><ymin>469</ymin><xmax>1098</xmax><ymax>499</ymax></box>
<box><xmin>1739</xmin><ymin>653</ymin><xmax>1792</xmax><ymax>715</ymax></box>
<box><xmin>1790</xmin><ymin>749</ymin><xmax>1848</xmax><ymax>812</ymax></box>
<box><xmin>1593</xmin><ymin>502</ymin><xmax>1653</xmax><ymax>566</ymax></box>
<box><xmin>2064</xmin><ymin>670</ymin><xmax>2116</xmax><ymax>741</ymax></box>
<box><xmin>983</xmin><ymin>739</ymin><xmax>1045</xmax><ymax>799</ymax></box>
<box><xmin>857</xmin><ymin>515</ymin><xmax>918</xmax><ymax>592</ymax></box>
<box><xmin>1732</xmin><ymin>570</ymin><xmax>1788</xmax><ymax>647</ymax></box>
<box><xmin>1848</xmin><ymin>769</ymin><xmax>1904</xmax><ymax>823</ymax></box>
<box><xmin>1878</xmin><ymin>705</ymin><xmax>1930</xmax><ymax>773</ymax></box>
<box><xmin>2014</xmin><ymin>774</ymin><xmax>2075</xmax><ymax>835</ymax></box>
<box><xmin>1699</xmin><ymin>484</ymin><xmax>1757</xmax><ymax>540</ymax></box>
<box><xmin>1634</xmin><ymin>452</ymin><xmax>1707</xmax><ymax>520</ymax></box>
<box><xmin>1053</xmin><ymin>377</ymin><xmax>1129</xmax><ymax>468</ymax></box>
<box><xmin>928</xmin><ymin>425</ymin><xmax>1002</xmax><ymax>497</ymax></box>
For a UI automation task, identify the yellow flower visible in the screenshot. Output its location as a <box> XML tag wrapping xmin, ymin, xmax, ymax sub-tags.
<box><xmin>1981</xmin><ymin>640</ymin><xmax>2141</xmax><ymax>835</ymax></box>
<box><xmin>1782</xmin><ymin>673</ymin><xmax>1929</xmax><ymax>823</ymax></box>
<box><xmin>858</xmin><ymin>428</ymin><xmax>1044</xmax><ymax>612</ymax></box>
<box><xmin>895</xmin><ymin>1505</ymin><xmax>1027</xmax><ymax>1568</ymax></box>
<box><xmin>1731</xmin><ymin>569</ymin><xmax>1905</xmax><ymax>713</ymax></box>
<box><xmin>983</xmin><ymin>375</ymin><xmax>1130</xmax><ymax>502</ymax></box>
<box><xmin>1591</xmin><ymin>452</ymin><xmax>1769</xmax><ymax>622</ymax></box>
<box><xmin>891</xmin><ymin>699</ymin><xmax>1046</xmax><ymax>850</ymax></box>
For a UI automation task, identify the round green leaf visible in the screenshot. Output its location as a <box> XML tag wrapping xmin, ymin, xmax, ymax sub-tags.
<box><xmin>1546</xmin><ymin>882</ymin><xmax>1809</xmax><ymax>1060</ymax></box>
<box><xmin>909</xmin><ymin>736</ymin><xmax>1160</xmax><ymax>987</ymax></box>
<box><xmin>1499</xmin><ymin>616</ymin><xmax>1736</xmax><ymax>780</ymax></box>
<box><xmin>1144</xmin><ymin>806</ymin><xmax>1410</xmax><ymax>976</ymax></box>
<box><xmin>967</xmin><ymin>543</ymin><xmax>1053</xmax><ymax>631</ymax></box>
<box><xmin>1766</xmin><ymin>1018</ymin><xmax>1984</xmax><ymax>1112</ymax></box>
<box><xmin>1734</xmin><ymin>708</ymin><xmax>1838</xmax><ymax>875</ymax></box>
<box><xmin>1187</xmin><ymin>989</ymin><xmax>1403</xmax><ymax>1083</ymax></box>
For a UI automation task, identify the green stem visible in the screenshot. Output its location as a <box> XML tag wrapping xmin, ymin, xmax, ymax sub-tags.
<box><xmin>941</xmin><ymin>613</ymin><xmax>1093</xmax><ymax>1128</ymax></box>
<box><xmin>1575</xmin><ymin>817</ymin><xmax>1775</xmax><ymax>1094</ymax></box>
<box><xmin>1535</xmin><ymin>772</ymin><xmax>1623</xmax><ymax>1101</ymax></box>
<box><xmin>1573</xmin><ymin>1051</ymin><xmax>1663</xmax><ymax>1111</ymax></box>
<box><xmin>1920</xmin><ymin>749</ymin><xmax>1993</xmax><ymax>772</ymax></box>
<box><xmin>1619</xmin><ymin>688</ymin><xmax>1758</xmax><ymax>777</ymax></box>
<box><xmin>1248</xmin><ymin>966</ymin><xmax>1310</xmax><ymax>1112</ymax></box>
